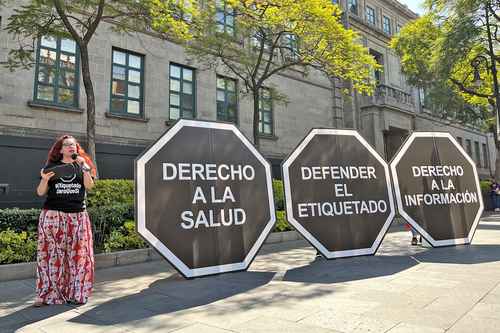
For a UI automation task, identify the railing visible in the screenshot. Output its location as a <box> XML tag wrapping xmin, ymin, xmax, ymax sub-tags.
<box><xmin>361</xmin><ymin>84</ymin><xmax>416</xmax><ymax>112</ymax></box>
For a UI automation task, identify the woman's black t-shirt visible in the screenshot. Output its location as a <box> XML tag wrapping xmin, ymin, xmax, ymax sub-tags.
<box><xmin>42</xmin><ymin>161</ymin><xmax>86</xmax><ymax>213</ymax></box>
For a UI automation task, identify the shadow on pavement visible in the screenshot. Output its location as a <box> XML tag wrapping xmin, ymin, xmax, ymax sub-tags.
<box><xmin>414</xmin><ymin>244</ymin><xmax>500</xmax><ymax>265</ymax></box>
<box><xmin>69</xmin><ymin>271</ymin><xmax>277</xmax><ymax>326</ymax></box>
<box><xmin>282</xmin><ymin>254</ymin><xmax>419</xmax><ymax>284</ymax></box>
<box><xmin>0</xmin><ymin>302</ymin><xmax>73</xmax><ymax>333</ymax></box>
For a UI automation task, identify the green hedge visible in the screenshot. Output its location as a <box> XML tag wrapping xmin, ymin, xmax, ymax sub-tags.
<box><xmin>88</xmin><ymin>203</ymin><xmax>132</xmax><ymax>252</ymax></box>
<box><xmin>104</xmin><ymin>220</ymin><xmax>146</xmax><ymax>253</ymax></box>
<box><xmin>274</xmin><ymin>211</ymin><xmax>292</xmax><ymax>232</ymax></box>
<box><xmin>0</xmin><ymin>208</ymin><xmax>40</xmax><ymax>233</ymax></box>
<box><xmin>0</xmin><ymin>230</ymin><xmax>37</xmax><ymax>264</ymax></box>
<box><xmin>480</xmin><ymin>179</ymin><xmax>492</xmax><ymax>194</ymax></box>
<box><xmin>87</xmin><ymin>179</ymin><xmax>134</xmax><ymax>209</ymax></box>
<box><xmin>273</xmin><ymin>179</ymin><xmax>284</xmax><ymax>210</ymax></box>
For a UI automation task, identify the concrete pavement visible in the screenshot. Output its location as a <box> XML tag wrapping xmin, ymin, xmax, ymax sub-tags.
<box><xmin>1</xmin><ymin>218</ymin><xmax>500</xmax><ymax>333</ymax></box>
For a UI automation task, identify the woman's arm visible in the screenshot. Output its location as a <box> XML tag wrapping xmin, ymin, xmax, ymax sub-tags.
<box><xmin>37</xmin><ymin>169</ymin><xmax>55</xmax><ymax>196</ymax></box>
<box><xmin>75</xmin><ymin>156</ymin><xmax>95</xmax><ymax>191</ymax></box>
<box><xmin>82</xmin><ymin>169</ymin><xmax>95</xmax><ymax>191</ymax></box>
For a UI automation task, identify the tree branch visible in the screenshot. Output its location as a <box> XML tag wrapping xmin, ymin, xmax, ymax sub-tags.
<box><xmin>251</xmin><ymin>27</ymin><xmax>266</xmax><ymax>82</ymax></box>
<box><xmin>218</xmin><ymin>51</ymin><xmax>251</xmax><ymax>88</ymax></box>
<box><xmin>258</xmin><ymin>30</ymin><xmax>284</xmax><ymax>86</ymax></box>
<box><xmin>450</xmin><ymin>78</ymin><xmax>493</xmax><ymax>98</ymax></box>
<box><xmin>84</xmin><ymin>0</ymin><xmax>105</xmax><ymax>43</ymax></box>
<box><xmin>65</xmin><ymin>14</ymin><xmax>90</xmax><ymax>30</ymax></box>
<box><xmin>487</xmin><ymin>3</ymin><xmax>500</xmax><ymax>21</ymax></box>
<box><xmin>53</xmin><ymin>0</ymin><xmax>84</xmax><ymax>44</ymax></box>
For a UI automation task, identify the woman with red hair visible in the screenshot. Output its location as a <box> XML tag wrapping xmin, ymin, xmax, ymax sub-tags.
<box><xmin>35</xmin><ymin>135</ymin><xmax>96</xmax><ymax>306</ymax></box>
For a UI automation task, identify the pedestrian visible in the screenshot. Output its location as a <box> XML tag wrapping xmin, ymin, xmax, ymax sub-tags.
<box><xmin>405</xmin><ymin>223</ymin><xmax>421</xmax><ymax>245</ymax></box>
<box><xmin>34</xmin><ymin>135</ymin><xmax>96</xmax><ymax>306</ymax></box>
<box><xmin>490</xmin><ymin>179</ymin><xmax>500</xmax><ymax>212</ymax></box>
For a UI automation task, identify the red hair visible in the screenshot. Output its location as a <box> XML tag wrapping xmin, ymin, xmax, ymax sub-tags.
<box><xmin>46</xmin><ymin>135</ymin><xmax>97</xmax><ymax>177</ymax></box>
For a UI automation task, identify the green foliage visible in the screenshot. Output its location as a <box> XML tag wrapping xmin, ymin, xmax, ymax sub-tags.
<box><xmin>272</xmin><ymin>179</ymin><xmax>284</xmax><ymax>210</ymax></box>
<box><xmin>104</xmin><ymin>220</ymin><xmax>147</xmax><ymax>253</ymax></box>
<box><xmin>0</xmin><ymin>208</ymin><xmax>40</xmax><ymax>233</ymax></box>
<box><xmin>480</xmin><ymin>179</ymin><xmax>493</xmax><ymax>194</ymax></box>
<box><xmin>391</xmin><ymin>0</ymin><xmax>498</xmax><ymax>123</ymax></box>
<box><xmin>186</xmin><ymin>0</ymin><xmax>378</xmax><ymax>95</ymax></box>
<box><xmin>0</xmin><ymin>230</ymin><xmax>37</xmax><ymax>264</ymax></box>
<box><xmin>87</xmin><ymin>203</ymin><xmax>132</xmax><ymax>252</ymax></box>
<box><xmin>87</xmin><ymin>179</ymin><xmax>134</xmax><ymax>209</ymax></box>
<box><xmin>274</xmin><ymin>211</ymin><xmax>292</xmax><ymax>232</ymax></box>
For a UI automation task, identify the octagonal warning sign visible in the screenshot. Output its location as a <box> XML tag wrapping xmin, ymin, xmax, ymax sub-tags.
<box><xmin>135</xmin><ymin>120</ymin><xmax>275</xmax><ymax>278</ymax></box>
<box><xmin>390</xmin><ymin>132</ymin><xmax>483</xmax><ymax>247</ymax></box>
<box><xmin>282</xmin><ymin>129</ymin><xmax>395</xmax><ymax>259</ymax></box>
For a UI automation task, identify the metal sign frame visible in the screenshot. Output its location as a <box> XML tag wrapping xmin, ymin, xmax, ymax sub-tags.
<box><xmin>390</xmin><ymin>131</ymin><xmax>484</xmax><ymax>247</ymax></box>
<box><xmin>135</xmin><ymin>119</ymin><xmax>276</xmax><ymax>278</ymax></box>
<box><xmin>282</xmin><ymin>128</ymin><xmax>396</xmax><ymax>259</ymax></box>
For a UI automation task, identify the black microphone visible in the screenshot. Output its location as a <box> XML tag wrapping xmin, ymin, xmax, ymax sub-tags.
<box><xmin>71</xmin><ymin>153</ymin><xmax>78</xmax><ymax>160</ymax></box>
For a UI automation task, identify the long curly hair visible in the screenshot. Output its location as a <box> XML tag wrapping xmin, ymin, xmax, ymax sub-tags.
<box><xmin>46</xmin><ymin>135</ymin><xmax>97</xmax><ymax>177</ymax></box>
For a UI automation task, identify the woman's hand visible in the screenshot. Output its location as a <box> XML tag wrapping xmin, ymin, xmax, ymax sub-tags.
<box><xmin>40</xmin><ymin>169</ymin><xmax>55</xmax><ymax>181</ymax></box>
<box><xmin>37</xmin><ymin>169</ymin><xmax>54</xmax><ymax>196</ymax></box>
<box><xmin>75</xmin><ymin>156</ymin><xmax>86</xmax><ymax>166</ymax></box>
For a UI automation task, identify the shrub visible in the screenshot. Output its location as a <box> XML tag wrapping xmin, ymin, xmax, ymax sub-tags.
<box><xmin>0</xmin><ymin>230</ymin><xmax>37</xmax><ymax>264</ymax></box>
<box><xmin>87</xmin><ymin>179</ymin><xmax>134</xmax><ymax>210</ymax></box>
<box><xmin>480</xmin><ymin>179</ymin><xmax>493</xmax><ymax>194</ymax></box>
<box><xmin>104</xmin><ymin>220</ymin><xmax>147</xmax><ymax>253</ymax></box>
<box><xmin>0</xmin><ymin>208</ymin><xmax>40</xmax><ymax>233</ymax></box>
<box><xmin>274</xmin><ymin>211</ymin><xmax>292</xmax><ymax>232</ymax></box>
<box><xmin>273</xmin><ymin>179</ymin><xmax>284</xmax><ymax>210</ymax></box>
<box><xmin>87</xmin><ymin>203</ymin><xmax>131</xmax><ymax>252</ymax></box>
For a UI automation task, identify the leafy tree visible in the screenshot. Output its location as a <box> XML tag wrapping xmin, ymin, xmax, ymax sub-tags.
<box><xmin>391</xmin><ymin>0</ymin><xmax>499</xmax><ymax>176</ymax></box>
<box><xmin>177</xmin><ymin>0</ymin><xmax>378</xmax><ymax>147</ymax></box>
<box><xmin>3</xmin><ymin>0</ymin><xmax>194</xmax><ymax>174</ymax></box>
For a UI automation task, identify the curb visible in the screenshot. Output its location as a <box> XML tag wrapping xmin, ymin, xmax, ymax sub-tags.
<box><xmin>0</xmin><ymin>230</ymin><xmax>301</xmax><ymax>282</ymax></box>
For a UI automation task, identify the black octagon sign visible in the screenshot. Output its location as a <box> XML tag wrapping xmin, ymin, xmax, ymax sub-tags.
<box><xmin>135</xmin><ymin>120</ymin><xmax>275</xmax><ymax>278</ymax></box>
<box><xmin>390</xmin><ymin>132</ymin><xmax>483</xmax><ymax>247</ymax></box>
<box><xmin>282</xmin><ymin>129</ymin><xmax>395</xmax><ymax>258</ymax></box>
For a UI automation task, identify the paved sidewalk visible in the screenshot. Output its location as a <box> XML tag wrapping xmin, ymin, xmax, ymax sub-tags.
<box><xmin>1</xmin><ymin>219</ymin><xmax>500</xmax><ymax>333</ymax></box>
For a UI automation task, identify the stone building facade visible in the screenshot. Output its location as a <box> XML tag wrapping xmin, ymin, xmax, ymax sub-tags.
<box><xmin>0</xmin><ymin>2</ymin><xmax>494</xmax><ymax>208</ymax></box>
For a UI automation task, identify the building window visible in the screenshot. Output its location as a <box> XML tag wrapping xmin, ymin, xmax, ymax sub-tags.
<box><xmin>216</xmin><ymin>76</ymin><xmax>237</xmax><ymax>123</ymax></box>
<box><xmin>169</xmin><ymin>63</ymin><xmax>195</xmax><ymax>120</ymax></box>
<box><xmin>457</xmin><ymin>136</ymin><xmax>463</xmax><ymax>146</ymax></box>
<box><xmin>383</xmin><ymin>16</ymin><xmax>392</xmax><ymax>35</ymax></box>
<box><xmin>284</xmin><ymin>33</ymin><xmax>299</xmax><ymax>60</ymax></box>
<box><xmin>259</xmin><ymin>88</ymin><xmax>273</xmax><ymax>135</ymax></box>
<box><xmin>475</xmin><ymin>141</ymin><xmax>481</xmax><ymax>166</ymax></box>
<box><xmin>466</xmin><ymin>139</ymin><xmax>472</xmax><ymax>158</ymax></box>
<box><xmin>396</xmin><ymin>24</ymin><xmax>402</xmax><ymax>33</ymax></box>
<box><xmin>366</xmin><ymin>6</ymin><xmax>376</xmax><ymax>25</ymax></box>
<box><xmin>215</xmin><ymin>0</ymin><xmax>235</xmax><ymax>36</ymax></box>
<box><xmin>34</xmin><ymin>36</ymin><xmax>79</xmax><ymax>107</ymax></box>
<box><xmin>348</xmin><ymin>0</ymin><xmax>358</xmax><ymax>15</ymax></box>
<box><xmin>483</xmin><ymin>143</ymin><xmax>490</xmax><ymax>169</ymax></box>
<box><xmin>419</xmin><ymin>87</ymin><xmax>426</xmax><ymax>109</ymax></box>
<box><xmin>110</xmin><ymin>49</ymin><xmax>144</xmax><ymax>116</ymax></box>
<box><xmin>370</xmin><ymin>49</ymin><xmax>383</xmax><ymax>84</ymax></box>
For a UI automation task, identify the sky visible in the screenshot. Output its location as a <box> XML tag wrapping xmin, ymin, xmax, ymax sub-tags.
<box><xmin>397</xmin><ymin>0</ymin><xmax>426</xmax><ymax>15</ymax></box>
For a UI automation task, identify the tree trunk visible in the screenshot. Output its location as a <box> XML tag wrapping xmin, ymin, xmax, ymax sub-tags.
<box><xmin>253</xmin><ymin>90</ymin><xmax>260</xmax><ymax>149</ymax></box>
<box><xmin>485</xmin><ymin>6</ymin><xmax>500</xmax><ymax>146</ymax></box>
<box><xmin>79</xmin><ymin>43</ymin><xmax>99</xmax><ymax>178</ymax></box>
